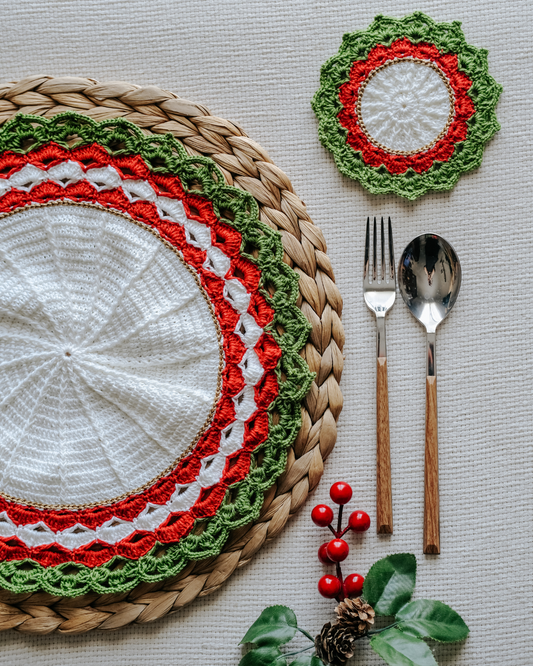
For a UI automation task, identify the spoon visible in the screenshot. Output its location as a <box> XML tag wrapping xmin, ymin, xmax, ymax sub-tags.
<box><xmin>398</xmin><ymin>234</ymin><xmax>461</xmax><ymax>554</ymax></box>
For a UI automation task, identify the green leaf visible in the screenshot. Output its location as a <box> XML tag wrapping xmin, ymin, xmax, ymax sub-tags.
<box><xmin>396</xmin><ymin>599</ymin><xmax>469</xmax><ymax>643</ymax></box>
<box><xmin>363</xmin><ymin>553</ymin><xmax>417</xmax><ymax>616</ymax></box>
<box><xmin>370</xmin><ymin>628</ymin><xmax>438</xmax><ymax>666</ymax></box>
<box><xmin>239</xmin><ymin>646</ymin><xmax>285</xmax><ymax>666</ymax></box>
<box><xmin>241</xmin><ymin>606</ymin><xmax>298</xmax><ymax>646</ymax></box>
<box><xmin>288</xmin><ymin>655</ymin><xmax>323</xmax><ymax>666</ymax></box>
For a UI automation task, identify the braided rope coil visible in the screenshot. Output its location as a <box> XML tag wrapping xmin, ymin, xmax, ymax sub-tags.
<box><xmin>0</xmin><ymin>76</ymin><xmax>344</xmax><ymax>634</ymax></box>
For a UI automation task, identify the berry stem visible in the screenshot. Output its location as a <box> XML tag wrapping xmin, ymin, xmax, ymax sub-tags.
<box><xmin>335</xmin><ymin>560</ymin><xmax>344</xmax><ymax>602</ymax></box>
<box><xmin>337</xmin><ymin>504</ymin><xmax>343</xmax><ymax>535</ymax></box>
<box><xmin>339</xmin><ymin>525</ymin><xmax>351</xmax><ymax>538</ymax></box>
<box><xmin>334</xmin><ymin>503</ymin><xmax>344</xmax><ymax>600</ymax></box>
<box><xmin>327</xmin><ymin>524</ymin><xmax>336</xmax><ymax>537</ymax></box>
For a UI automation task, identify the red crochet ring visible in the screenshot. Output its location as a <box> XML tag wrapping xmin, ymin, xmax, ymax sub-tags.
<box><xmin>338</xmin><ymin>39</ymin><xmax>475</xmax><ymax>174</ymax></box>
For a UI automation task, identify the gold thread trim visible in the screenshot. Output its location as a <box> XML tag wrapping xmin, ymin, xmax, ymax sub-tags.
<box><xmin>356</xmin><ymin>57</ymin><xmax>455</xmax><ymax>156</ymax></box>
<box><xmin>0</xmin><ymin>200</ymin><xmax>225</xmax><ymax>511</ymax></box>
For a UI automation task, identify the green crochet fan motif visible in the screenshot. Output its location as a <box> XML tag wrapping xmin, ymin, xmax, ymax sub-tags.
<box><xmin>312</xmin><ymin>12</ymin><xmax>502</xmax><ymax>199</ymax></box>
<box><xmin>0</xmin><ymin>113</ymin><xmax>314</xmax><ymax>596</ymax></box>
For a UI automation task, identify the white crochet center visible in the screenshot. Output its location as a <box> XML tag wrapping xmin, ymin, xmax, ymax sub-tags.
<box><xmin>0</xmin><ymin>204</ymin><xmax>222</xmax><ymax>508</ymax></box>
<box><xmin>359</xmin><ymin>59</ymin><xmax>453</xmax><ymax>153</ymax></box>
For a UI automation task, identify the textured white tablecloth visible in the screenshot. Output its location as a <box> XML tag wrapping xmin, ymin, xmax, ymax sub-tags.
<box><xmin>0</xmin><ymin>0</ymin><xmax>531</xmax><ymax>664</ymax></box>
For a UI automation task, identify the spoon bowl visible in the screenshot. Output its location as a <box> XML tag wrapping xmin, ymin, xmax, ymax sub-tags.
<box><xmin>398</xmin><ymin>234</ymin><xmax>461</xmax><ymax>333</ymax></box>
<box><xmin>398</xmin><ymin>233</ymin><xmax>461</xmax><ymax>555</ymax></box>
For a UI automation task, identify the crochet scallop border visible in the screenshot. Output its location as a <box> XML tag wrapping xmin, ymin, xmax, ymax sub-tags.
<box><xmin>311</xmin><ymin>12</ymin><xmax>502</xmax><ymax>199</ymax></box>
<box><xmin>0</xmin><ymin>112</ymin><xmax>313</xmax><ymax>596</ymax></box>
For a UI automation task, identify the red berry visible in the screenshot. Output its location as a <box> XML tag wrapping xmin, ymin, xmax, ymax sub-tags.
<box><xmin>330</xmin><ymin>482</ymin><xmax>353</xmax><ymax>505</ymax></box>
<box><xmin>318</xmin><ymin>574</ymin><xmax>342</xmax><ymax>599</ymax></box>
<box><xmin>326</xmin><ymin>538</ymin><xmax>349</xmax><ymax>562</ymax></box>
<box><xmin>318</xmin><ymin>542</ymin><xmax>333</xmax><ymax>564</ymax></box>
<box><xmin>348</xmin><ymin>510</ymin><xmax>371</xmax><ymax>532</ymax></box>
<box><xmin>311</xmin><ymin>504</ymin><xmax>334</xmax><ymax>527</ymax></box>
<box><xmin>343</xmin><ymin>573</ymin><xmax>364</xmax><ymax>598</ymax></box>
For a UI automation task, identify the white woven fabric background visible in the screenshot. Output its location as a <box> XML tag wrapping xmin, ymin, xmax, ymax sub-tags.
<box><xmin>0</xmin><ymin>0</ymin><xmax>531</xmax><ymax>664</ymax></box>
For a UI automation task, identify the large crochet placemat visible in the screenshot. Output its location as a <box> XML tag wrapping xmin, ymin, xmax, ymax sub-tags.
<box><xmin>0</xmin><ymin>76</ymin><xmax>344</xmax><ymax>633</ymax></box>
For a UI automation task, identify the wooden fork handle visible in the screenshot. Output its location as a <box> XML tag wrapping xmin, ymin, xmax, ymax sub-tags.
<box><xmin>376</xmin><ymin>357</ymin><xmax>393</xmax><ymax>534</ymax></box>
<box><xmin>424</xmin><ymin>376</ymin><xmax>440</xmax><ymax>554</ymax></box>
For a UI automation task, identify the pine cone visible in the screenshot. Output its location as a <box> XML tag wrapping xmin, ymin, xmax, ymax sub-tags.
<box><xmin>335</xmin><ymin>597</ymin><xmax>375</xmax><ymax>636</ymax></box>
<box><xmin>314</xmin><ymin>621</ymin><xmax>358</xmax><ymax>666</ymax></box>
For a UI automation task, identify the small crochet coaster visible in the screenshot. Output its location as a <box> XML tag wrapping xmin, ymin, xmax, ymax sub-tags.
<box><xmin>0</xmin><ymin>98</ymin><xmax>344</xmax><ymax>620</ymax></box>
<box><xmin>312</xmin><ymin>12</ymin><xmax>502</xmax><ymax>199</ymax></box>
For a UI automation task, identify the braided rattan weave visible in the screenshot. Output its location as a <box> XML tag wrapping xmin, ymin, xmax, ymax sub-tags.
<box><xmin>0</xmin><ymin>76</ymin><xmax>344</xmax><ymax>634</ymax></box>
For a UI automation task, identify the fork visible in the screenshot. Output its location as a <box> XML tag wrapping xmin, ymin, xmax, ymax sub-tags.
<box><xmin>363</xmin><ymin>216</ymin><xmax>396</xmax><ymax>534</ymax></box>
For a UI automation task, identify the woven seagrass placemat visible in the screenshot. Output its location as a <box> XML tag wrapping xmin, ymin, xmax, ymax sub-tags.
<box><xmin>0</xmin><ymin>76</ymin><xmax>344</xmax><ymax>634</ymax></box>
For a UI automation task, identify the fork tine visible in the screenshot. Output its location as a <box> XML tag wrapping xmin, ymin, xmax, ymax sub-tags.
<box><xmin>388</xmin><ymin>216</ymin><xmax>395</xmax><ymax>281</ymax></box>
<box><xmin>372</xmin><ymin>217</ymin><xmax>377</xmax><ymax>282</ymax></box>
<box><xmin>380</xmin><ymin>216</ymin><xmax>385</xmax><ymax>281</ymax></box>
<box><xmin>364</xmin><ymin>217</ymin><xmax>370</xmax><ymax>281</ymax></box>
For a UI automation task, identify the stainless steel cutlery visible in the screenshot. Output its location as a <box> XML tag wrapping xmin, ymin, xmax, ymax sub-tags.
<box><xmin>363</xmin><ymin>222</ymin><xmax>462</xmax><ymax>552</ymax></box>
<box><xmin>398</xmin><ymin>234</ymin><xmax>462</xmax><ymax>554</ymax></box>
<box><xmin>363</xmin><ymin>217</ymin><xmax>395</xmax><ymax>535</ymax></box>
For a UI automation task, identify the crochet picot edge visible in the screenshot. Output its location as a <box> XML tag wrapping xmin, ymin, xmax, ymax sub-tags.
<box><xmin>311</xmin><ymin>12</ymin><xmax>503</xmax><ymax>199</ymax></box>
<box><xmin>0</xmin><ymin>112</ymin><xmax>314</xmax><ymax>596</ymax></box>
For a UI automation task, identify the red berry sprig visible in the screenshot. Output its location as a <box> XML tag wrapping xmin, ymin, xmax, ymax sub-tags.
<box><xmin>343</xmin><ymin>573</ymin><xmax>364</xmax><ymax>598</ymax></box>
<box><xmin>312</xmin><ymin>482</ymin><xmax>370</xmax><ymax>602</ymax></box>
<box><xmin>329</xmin><ymin>481</ymin><xmax>352</xmax><ymax>505</ymax></box>
<box><xmin>317</xmin><ymin>574</ymin><xmax>342</xmax><ymax>599</ymax></box>
<box><xmin>311</xmin><ymin>504</ymin><xmax>334</xmax><ymax>527</ymax></box>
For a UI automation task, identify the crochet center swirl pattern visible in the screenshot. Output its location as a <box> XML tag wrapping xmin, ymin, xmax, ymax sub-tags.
<box><xmin>0</xmin><ymin>112</ymin><xmax>313</xmax><ymax>597</ymax></box>
<box><xmin>0</xmin><ymin>202</ymin><xmax>224</xmax><ymax>510</ymax></box>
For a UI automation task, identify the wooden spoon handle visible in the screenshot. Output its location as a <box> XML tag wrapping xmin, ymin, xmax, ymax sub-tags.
<box><xmin>424</xmin><ymin>375</ymin><xmax>440</xmax><ymax>554</ymax></box>
<box><xmin>376</xmin><ymin>357</ymin><xmax>393</xmax><ymax>534</ymax></box>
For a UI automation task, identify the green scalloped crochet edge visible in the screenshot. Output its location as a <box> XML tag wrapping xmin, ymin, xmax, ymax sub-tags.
<box><xmin>0</xmin><ymin>112</ymin><xmax>314</xmax><ymax>596</ymax></box>
<box><xmin>311</xmin><ymin>12</ymin><xmax>502</xmax><ymax>199</ymax></box>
